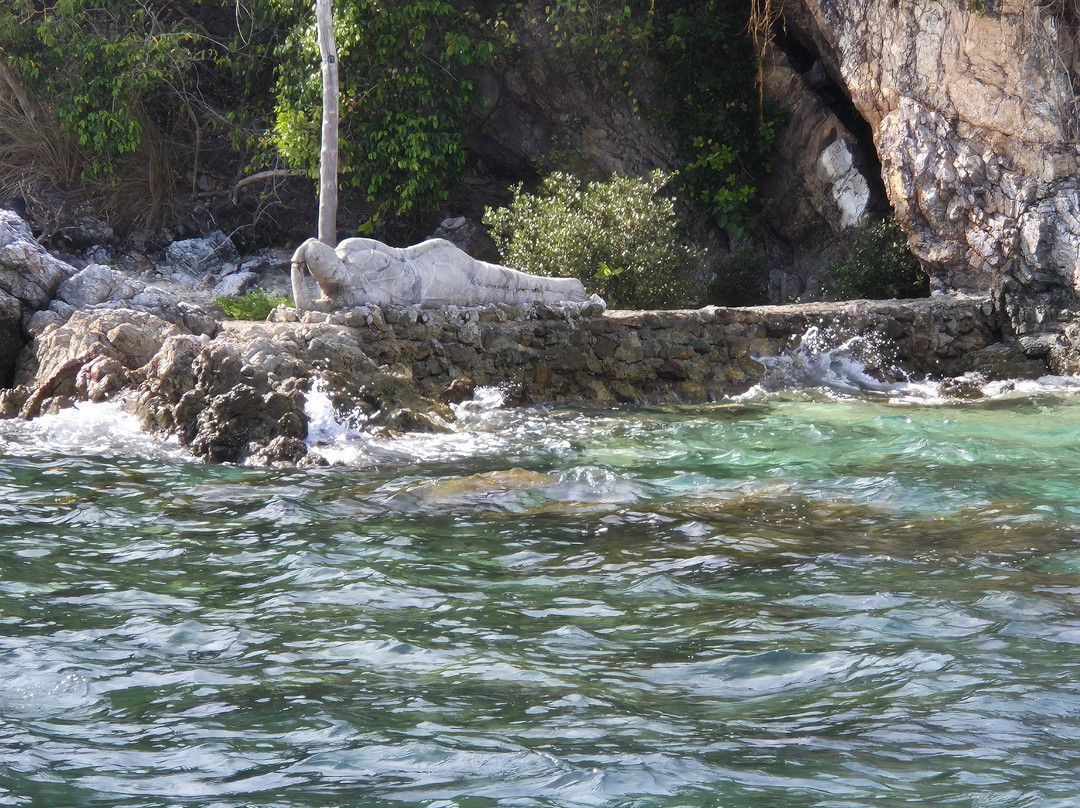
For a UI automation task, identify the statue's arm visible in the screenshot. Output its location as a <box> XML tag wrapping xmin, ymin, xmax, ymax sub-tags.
<box><xmin>290</xmin><ymin>240</ymin><xmax>315</xmax><ymax>309</ymax></box>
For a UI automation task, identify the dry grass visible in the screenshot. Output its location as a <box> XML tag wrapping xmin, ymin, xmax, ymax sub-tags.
<box><xmin>0</xmin><ymin>98</ymin><xmax>175</xmax><ymax>240</ymax></box>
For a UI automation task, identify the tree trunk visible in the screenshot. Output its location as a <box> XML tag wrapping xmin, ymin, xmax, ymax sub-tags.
<box><xmin>315</xmin><ymin>0</ymin><xmax>338</xmax><ymax>247</ymax></box>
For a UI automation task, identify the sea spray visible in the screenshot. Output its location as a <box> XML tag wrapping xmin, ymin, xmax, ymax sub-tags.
<box><xmin>303</xmin><ymin>379</ymin><xmax>517</xmax><ymax>466</ymax></box>
<box><xmin>0</xmin><ymin>399</ymin><xmax>187</xmax><ymax>460</ymax></box>
<box><xmin>746</xmin><ymin>324</ymin><xmax>1080</xmax><ymax>404</ymax></box>
<box><xmin>754</xmin><ymin>324</ymin><xmax>909</xmax><ymax>395</ymax></box>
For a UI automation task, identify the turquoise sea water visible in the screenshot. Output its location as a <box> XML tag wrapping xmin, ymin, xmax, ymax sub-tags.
<box><xmin>4</xmin><ymin>365</ymin><xmax>1080</xmax><ymax>806</ymax></box>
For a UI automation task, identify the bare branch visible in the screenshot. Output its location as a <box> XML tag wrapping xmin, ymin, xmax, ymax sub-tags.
<box><xmin>232</xmin><ymin>169</ymin><xmax>302</xmax><ymax>204</ymax></box>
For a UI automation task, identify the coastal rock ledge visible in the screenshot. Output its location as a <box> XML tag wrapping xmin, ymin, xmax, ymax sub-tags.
<box><xmin>0</xmin><ymin>282</ymin><xmax>1054</xmax><ymax>465</ymax></box>
<box><xmin>0</xmin><ymin>212</ymin><xmax>1068</xmax><ymax>465</ymax></box>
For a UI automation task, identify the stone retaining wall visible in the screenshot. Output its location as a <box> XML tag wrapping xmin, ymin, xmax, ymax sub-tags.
<box><xmin>272</xmin><ymin>293</ymin><xmax>1020</xmax><ymax>406</ymax></box>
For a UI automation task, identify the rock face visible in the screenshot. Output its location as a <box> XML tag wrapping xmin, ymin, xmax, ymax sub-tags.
<box><xmin>0</xmin><ymin>211</ymin><xmax>74</xmax><ymax>384</ymax></box>
<box><xmin>781</xmin><ymin>0</ymin><xmax>1080</xmax><ymax>297</ymax></box>
<box><xmin>760</xmin><ymin>45</ymin><xmax>886</xmax><ymax>292</ymax></box>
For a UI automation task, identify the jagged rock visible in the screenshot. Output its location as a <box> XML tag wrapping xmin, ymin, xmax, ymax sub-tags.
<box><xmin>781</xmin><ymin>1</ymin><xmax>1080</xmax><ymax>295</ymax></box>
<box><xmin>761</xmin><ymin>45</ymin><xmax>879</xmax><ymax>249</ymax></box>
<box><xmin>56</xmin><ymin>263</ymin><xmax>143</xmax><ymax>308</ymax></box>
<box><xmin>211</xmin><ymin>270</ymin><xmax>259</xmax><ymax>298</ymax></box>
<box><xmin>164</xmin><ymin>230</ymin><xmax>240</xmax><ymax>275</ymax></box>
<box><xmin>75</xmin><ymin>355</ymin><xmax>128</xmax><ymax>402</ymax></box>
<box><xmin>13</xmin><ymin>309</ymin><xmax>187</xmax><ymax>399</ymax></box>
<box><xmin>0</xmin><ymin>215</ymin><xmax>73</xmax><ymax>306</ymax></box>
<box><xmin>0</xmin><ymin>211</ymin><xmax>76</xmax><ymax>383</ymax></box>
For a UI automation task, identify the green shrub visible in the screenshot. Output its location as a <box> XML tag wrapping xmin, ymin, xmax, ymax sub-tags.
<box><xmin>827</xmin><ymin>218</ymin><xmax>929</xmax><ymax>300</ymax></box>
<box><xmin>705</xmin><ymin>248</ymin><xmax>768</xmax><ymax>306</ymax></box>
<box><xmin>216</xmin><ymin>289</ymin><xmax>293</xmax><ymax>320</ymax></box>
<box><xmin>483</xmin><ymin>169</ymin><xmax>703</xmax><ymax>309</ymax></box>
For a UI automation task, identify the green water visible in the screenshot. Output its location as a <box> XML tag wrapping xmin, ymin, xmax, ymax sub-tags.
<box><xmin>3</xmin><ymin>387</ymin><xmax>1080</xmax><ymax>807</ymax></box>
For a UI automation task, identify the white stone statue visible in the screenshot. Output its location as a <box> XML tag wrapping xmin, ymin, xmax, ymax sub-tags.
<box><xmin>290</xmin><ymin>236</ymin><xmax>593</xmax><ymax>309</ymax></box>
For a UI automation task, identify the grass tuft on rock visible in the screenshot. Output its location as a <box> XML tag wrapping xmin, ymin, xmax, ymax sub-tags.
<box><xmin>216</xmin><ymin>288</ymin><xmax>292</xmax><ymax>320</ymax></box>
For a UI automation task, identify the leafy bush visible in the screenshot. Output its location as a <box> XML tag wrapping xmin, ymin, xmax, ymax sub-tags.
<box><xmin>499</xmin><ymin>1</ymin><xmax>778</xmax><ymax>240</ymax></box>
<box><xmin>705</xmin><ymin>248</ymin><xmax>768</xmax><ymax>306</ymax></box>
<box><xmin>0</xmin><ymin>1</ymin><xmax>201</xmax><ymax>182</ymax></box>
<box><xmin>827</xmin><ymin>218</ymin><xmax>929</xmax><ymax>300</ymax></box>
<box><xmin>216</xmin><ymin>289</ymin><xmax>293</xmax><ymax>320</ymax></box>
<box><xmin>270</xmin><ymin>0</ymin><xmax>495</xmax><ymax>218</ymax></box>
<box><xmin>483</xmin><ymin>170</ymin><xmax>703</xmax><ymax>309</ymax></box>
<box><xmin>539</xmin><ymin>0</ymin><xmax>648</xmax><ymax>76</ymax></box>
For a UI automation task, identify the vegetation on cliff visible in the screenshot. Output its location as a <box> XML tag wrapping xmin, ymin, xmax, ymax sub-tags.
<box><xmin>0</xmin><ymin>0</ymin><xmax>929</xmax><ymax>306</ymax></box>
<box><xmin>0</xmin><ymin>1</ymin><xmax>772</xmax><ymax>237</ymax></box>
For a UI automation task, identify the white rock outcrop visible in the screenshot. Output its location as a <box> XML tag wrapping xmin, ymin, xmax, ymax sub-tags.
<box><xmin>783</xmin><ymin>0</ymin><xmax>1080</xmax><ymax>293</ymax></box>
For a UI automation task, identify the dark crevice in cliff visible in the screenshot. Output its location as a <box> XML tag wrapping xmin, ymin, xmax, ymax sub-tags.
<box><xmin>772</xmin><ymin>26</ymin><xmax>889</xmax><ymax>217</ymax></box>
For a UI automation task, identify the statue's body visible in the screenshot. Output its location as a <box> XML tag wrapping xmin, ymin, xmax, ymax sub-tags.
<box><xmin>290</xmin><ymin>237</ymin><xmax>592</xmax><ymax>309</ymax></box>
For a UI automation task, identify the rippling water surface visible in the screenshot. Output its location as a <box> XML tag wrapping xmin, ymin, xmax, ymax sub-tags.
<box><xmin>4</xmin><ymin>372</ymin><xmax>1080</xmax><ymax>807</ymax></box>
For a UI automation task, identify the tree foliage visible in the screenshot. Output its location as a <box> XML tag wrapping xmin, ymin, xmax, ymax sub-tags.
<box><xmin>0</xmin><ymin>0</ymin><xmax>202</xmax><ymax>181</ymax></box>
<box><xmin>0</xmin><ymin>0</ymin><xmax>779</xmax><ymax>247</ymax></box>
<box><xmin>270</xmin><ymin>0</ymin><xmax>495</xmax><ymax>218</ymax></box>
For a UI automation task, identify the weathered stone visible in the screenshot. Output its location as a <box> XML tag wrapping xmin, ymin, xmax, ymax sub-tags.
<box><xmin>762</xmin><ymin>44</ymin><xmax>877</xmax><ymax>253</ymax></box>
<box><xmin>211</xmin><ymin>271</ymin><xmax>260</xmax><ymax>299</ymax></box>
<box><xmin>0</xmin><ymin>211</ymin><xmax>74</xmax><ymax>310</ymax></box>
<box><xmin>780</xmin><ymin>0</ymin><xmax>1080</xmax><ymax>296</ymax></box>
<box><xmin>165</xmin><ymin>231</ymin><xmax>240</xmax><ymax>275</ymax></box>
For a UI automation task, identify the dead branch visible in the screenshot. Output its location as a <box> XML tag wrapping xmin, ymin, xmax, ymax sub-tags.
<box><xmin>232</xmin><ymin>168</ymin><xmax>302</xmax><ymax>204</ymax></box>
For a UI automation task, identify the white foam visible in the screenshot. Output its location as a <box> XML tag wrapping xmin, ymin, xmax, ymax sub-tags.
<box><xmin>751</xmin><ymin>325</ymin><xmax>1080</xmax><ymax>405</ymax></box>
<box><xmin>0</xmin><ymin>400</ymin><xmax>188</xmax><ymax>461</ymax></box>
<box><xmin>303</xmin><ymin>380</ymin><xmax>517</xmax><ymax>466</ymax></box>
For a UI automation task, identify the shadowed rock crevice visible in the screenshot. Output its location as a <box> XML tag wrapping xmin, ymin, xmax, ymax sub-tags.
<box><xmin>773</xmin><ymin>25</ymin><xmax>888</xmax><ymax>218</ymax></box>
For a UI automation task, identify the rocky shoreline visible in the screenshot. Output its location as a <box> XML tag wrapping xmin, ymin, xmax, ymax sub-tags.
<box><xmin>0</xmin><ymin>211</ymin><xmax>1073</xmax><ymax>466</ymax></box>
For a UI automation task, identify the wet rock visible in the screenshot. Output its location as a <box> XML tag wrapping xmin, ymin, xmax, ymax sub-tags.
<box><xmin>189</xmin><ymin>385</ymin><xmax>307</xmax><ymax>464</ymax></box>
<box><xmin>248</xmin><ymin>435</ymin><xmax>310</xmax><ymax>466</ymax></box>
<box><xmin>955</xmin><ymin>342</ymin><xmax>1048</xmax><ymax>380</ymax></box>
<box><xmin>439</xmin><ymin>375</ymin><xmax>475</xmax><ymax>404</ymax></box>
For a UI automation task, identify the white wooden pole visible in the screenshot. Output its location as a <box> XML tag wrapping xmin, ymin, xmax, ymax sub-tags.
<box><xmin>315</xmin><ymin>0</ymin><xmax>338</xmax><ymax>247</ymax></box>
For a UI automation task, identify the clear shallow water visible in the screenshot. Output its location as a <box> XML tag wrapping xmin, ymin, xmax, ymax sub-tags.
<box><xmin>4</xmin><ymin>376</ymin><xmax>1080</xmax><ymax>806</ymax></box>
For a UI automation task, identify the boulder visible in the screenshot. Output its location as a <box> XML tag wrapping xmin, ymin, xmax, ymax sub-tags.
<box><xmin>0</xmin><ymin>211</ymin><xmax>75</xmax><ymax>384</ymax></box>
<box><xmin>165</xmin><ymin>230</ymin><xmax>240</xmax><ymax>275</ymax></box>
<box><xmin>55</xmin><ymin>263</ymin><xmax>142</xmax><ymax>308</ymax></box>
<box><xmin>212</xmin><ymin>270</ymin><xmax>259</xmax><ymax>298</ymax></box>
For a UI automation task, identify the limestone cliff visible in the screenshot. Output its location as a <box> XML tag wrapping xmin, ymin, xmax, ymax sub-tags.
<box><xmin>779</xmin><ymin>0</ymin><xmax>1080</xmax><ymax>298</ymax></box>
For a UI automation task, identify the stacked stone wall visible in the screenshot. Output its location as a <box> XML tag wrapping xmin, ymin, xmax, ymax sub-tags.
<box><xmin>273</xmin><ymin>294</ymin><xmax>1010</xmax><ymax>406</ymax></box>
